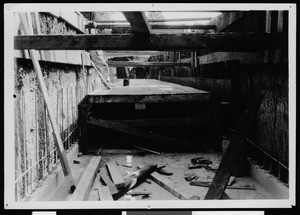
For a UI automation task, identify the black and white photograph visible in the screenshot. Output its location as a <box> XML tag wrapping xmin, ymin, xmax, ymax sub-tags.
<box><xmin>4</xmin><ymin>3</ymin><xmax>296</xmax><ymax>210</ymax></box>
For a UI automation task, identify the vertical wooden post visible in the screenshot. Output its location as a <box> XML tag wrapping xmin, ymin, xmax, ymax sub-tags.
<box><xmin>44</xmin><ymin>103</ymin><xmax>49</xmax><ymax>174</ymax></box>
<box><xmin>19</xmin><ymin>13</ymin><xmax>72</xmax><ymax>178</ymax></box>
<box><xmin>61</xmin><ymin>88</ymin><xmax>64</xmax><ymax>148</ymax></box>
<box><xmin>67</xmin><ymin>87</ymin><xmax>69</xmax><ymax>149</ymax></box>
<box><xmin>34</xmin><ymin>12</ymin><xmax>45</xmax><ymax>61</ymax></box>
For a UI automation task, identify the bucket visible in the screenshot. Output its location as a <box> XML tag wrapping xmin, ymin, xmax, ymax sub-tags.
<box><xmin>123</xmin><ymin>79</ymin><xmax>130</xmax><ymax>86</ymax></box>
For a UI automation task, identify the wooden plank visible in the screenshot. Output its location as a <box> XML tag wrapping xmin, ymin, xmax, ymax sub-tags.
<box><xmin>19</xmin><ymin>12</ymin><xmax>73</xmax><ymax>178</ymax></box>
<box><xmin>94</xmin><ymin>24</ymin><xmax>216</xmax><ymax>31</ymax></box>
<box><xmin>100</xmin><ymin>167</ymin><xmax>118</xmax><ymax>195</ymax></box>
<box><xmin>204</xmin><ymin>95</ymin><xmax>264</xmax><ymax>199</ymax></box>
<box><xmin>97</xmin><ymin>186</ymin><xmax>113</xmax><ymax>201</ymax></box>
<box><xmin>122</xmin><ymin>12</ymin><xmax>151</xmax><ymax>34</ymax></box>
<box><xmin>150</xmin><ymin>172</ymin><xmax>199</xmax><ymax>200</ymax></box>
<box><xmin>107</xmin><ymin>61</ymin><xmax>190</xmax><ymax>67</ymax></box>
<box><xmin>190</xmin><ymin>181</ymin><xmax>255</xmax><ymax>190</ymax></box>
<box><xmin>82</xmin><ymin>51</ymin><xmax>111</xmax><ymax>90</ymax></box>
<box><xmin>14</xmin><ymin>33</ymin><xmax>287</xmax><ymax>51</ymax></box>
<box><xmin>87</xmin><ymin>117</ymin><xmax>190</xmax><ymax>150</ymax></box>
<box><xmin>113</xmin><ymin>164</ymin><xmax>157</xmax><ymax>200</ymax></box>
<box><xmin>106</xmin><ymin>162</ymin><xmax>125</xmax><ymax>189</ymax></box>
<box><xmin>104</xmin><ymin>50</ymin><xmax>162</xmax><ymax>57</ymax></box>
<box><xmin>152</xmin><ymin>24</ymin><xmax>216</xmax><ymax>30</ymax></box>
<box><xmin>69</xmin><ymin>156</ymin><xmax>102</xmax><ymax>201</ymax></box>
<box><xmin>94</xmin><ymin>17</ymin><xmax>213</xmax><ymax>23</ymax></box>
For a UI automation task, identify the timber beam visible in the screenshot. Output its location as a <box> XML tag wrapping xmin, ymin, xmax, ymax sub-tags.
<box><xmin>122</xmin><ymin>12</ymin><xmax>151</xmax><ymax>34</ymax></box>
<box><xmin>89</xmin><ymin>24</ymin><xmax>217</xmax><ymax>31</ymax></box>
<box><xmin>14</xmin><ymin>33</ymin><xmax>287</xmax><ymax>51</ymax></box>
<box><xmin>208</xmin><ymin>12</ymin><xmax>244</xmax><ymax>32</ymax></box>
<box><xmin>93</xmin><ymin>17</ymin><xmax>213</xmax><ymax>23</ymax></box>
<box><xmin>107</xmin><ymin>61</ymin><xmax>190</xmax><ymax>67</ymax></box>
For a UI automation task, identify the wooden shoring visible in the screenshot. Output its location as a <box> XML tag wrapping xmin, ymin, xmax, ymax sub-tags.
<box><xmin>14</xmin><ymin>33</ymin><xmax>287</xmax><ymax>51</ymax></box>
<box><xmin>122</xmin><ymin>12</ymin><xmax>152</xmax><ymax>34</ymax></box>
<box><xmin>93</xmin><ymin>17</ymin><xmax>213</xmax><ymax>23</ymax></box>
<box><xmin>82</xmin><ymin>51</ymin><xmax>111</xmax><ymax>90</ymax></box>
<box><xmin>107</xmin><ymin>61</ymin><xmax>190</xmax><ymax>67</ymax></box>
<box><xmin>204</xmin><ymin>94</ymin><xmax>263</xmax><ymax>199</ymax></box>
<box><xmin>18</xmin><ymin>13</ymin><xmax>73</xmax><ymax>178</ymax></box>
<box><xmin>87</xmin><ymin>117</ymin><xmax>190</xmax><ymax>151</ymax></box>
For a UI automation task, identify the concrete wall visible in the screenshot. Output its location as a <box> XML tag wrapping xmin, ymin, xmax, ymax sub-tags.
<box><xmin>13</xmin><ymin>12</ymin><xmax>106</xmax><ymax>200</ymax></box>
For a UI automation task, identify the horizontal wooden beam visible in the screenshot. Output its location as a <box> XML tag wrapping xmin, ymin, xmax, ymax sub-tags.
<box><xmin>87</xmin><ymin>117</ymin><xmax>189</xmax><ymax>150</ymax></box>
<box><xmin>152</xmin><ymin>24</ymin><xmax>216</xmax><ymax>30</ymax></box>
<box><xmin>92</xmin><ymin>24</ymin><xmax>216</xmax><ymax>30</ymax></box>
<box><xmin>111</xmin><ymin>25</ymin><xmax>216</xmax><ymax>34</ymax></box>
<box><xmin>94</xmin><ymin>17</ymin><xmax>213</xmax><ymax>23</ymax></box>
<box><xmin>14</xmin><ymin>33</ymin><xmax>287</xmax><ymax>51</ymax></box>
<box><xmin>107</xmin><ymin>61</ymin><xmax>190</xmax><ymax>67</ymax></box>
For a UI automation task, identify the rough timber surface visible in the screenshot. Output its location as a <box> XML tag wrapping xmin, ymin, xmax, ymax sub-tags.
<box><xmin>88</xmin><ymin>79</ymin><xmax>210</xmax><ymax>103</ymax></box>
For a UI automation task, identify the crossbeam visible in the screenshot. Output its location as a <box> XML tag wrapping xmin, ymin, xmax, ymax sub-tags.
<box><xmin>107</xmin><ymin>61</ymin><xmax>190</xmax><ymax>67</ymax></box>
<box><xmin>14</xmin><ymin>33</ymin><xmax>287</xmax><ymax>51</ymax></box>
<box><xmin>91</xmin><ymin>24</ymin><xmax>217</xmax><ymax>30</ymax></box>
<box><xmin>122</xmin><ymin>12</ymin><xmax>151</xmax><ymax>34</ymax></box>
<box><xmin>94</xmin><ymin>17</ymin><xmax>213</xmax><ymax>23</ymax></box>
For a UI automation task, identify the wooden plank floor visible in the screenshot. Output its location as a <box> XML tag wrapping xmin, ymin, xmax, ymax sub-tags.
<box><xmin>88</xmin><ymin>79</ymin><xmax>210</xmax><ymax>103</ymax></box>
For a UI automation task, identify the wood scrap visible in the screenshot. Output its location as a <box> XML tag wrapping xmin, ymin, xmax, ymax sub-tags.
<box><xmin>191</xmin><ymin>157</ymin><xmax>212</xmax><ymax>165</ymax></box>
<box><xmin>156</xmin><ymin>167</ymin><xmax>173</xmax><ymax>176</ymax></box>
<box><xmin>126</xmin><ymin>191</ymin><xmax>152</xmax><ymax>196</ymax></box>
<box><xmin>134</xmin><ymin>145</ymin><xmax>161</xmax><ymax>155</ymax></box>
<box><xmin>68</xmin><ymin>156</ymin><xmax>102</xmax><ymax>201</ymax></box>
<box><xmin>184</xmin><ymin>173</ymin><xmax>198</xmax><ymax>181</ymax></box>
<box><xmin>188</xmin><ymin>164</ymin><xmax>217</xmax><ymax>172</ymax></box>
<box><xmin>113</xmin><ymin>164</ymin><xmax>157</xmax><ymax>200</ymax></box>
<box><xmin>190</xmin><ymin>180</ymin><xmax>255</xmax><ymax>190</ymax></box>
<box><xmin>106</xmin><ymin>161</ymin><xmax>126</xmax><ymax>189</ymax></box>
<box><xmin>98</xmin><ymin>186</ymin><xmax>113</xmax><ymax>201</ymax></box>
<box><xmin>150</xmin><ymin>171</ymin><xmax>200</xmax><ymax>200</ymax></box>
<box><xmin>99</xmin><ymin>167</ymin><xmax>118</xmax><ymax>195</ymax></box>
